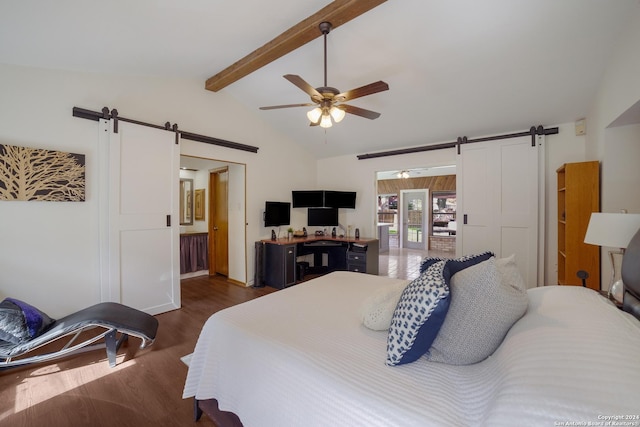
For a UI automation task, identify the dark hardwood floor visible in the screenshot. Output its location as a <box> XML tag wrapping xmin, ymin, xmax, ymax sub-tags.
<box><xmin>0</xmin><ymin>276</ymin><xmax>276</xmax><ymax>427</ymax></box>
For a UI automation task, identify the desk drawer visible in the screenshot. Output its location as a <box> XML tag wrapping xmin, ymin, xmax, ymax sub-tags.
<box><xmin>346</xmin><ymin>251</ymin><xmax>366</xmax><ymax>263</ymax></box>
<box><xmin>347</xmin><ymin>263</ymin><xmax>366</xmax><ymax>273</ymax></box>
<box><xmin>347</xmin><ymin>250</ymin><xmax>367</xmax><ymax>273</ymax></box>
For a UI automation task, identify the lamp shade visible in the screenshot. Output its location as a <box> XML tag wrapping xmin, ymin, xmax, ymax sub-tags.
<box><xmin>319</xmin><ymin>114</ymin><xmax>332</xmax><ymax>128</ymax></box>
<box><xmin>329</xmin><ymin>106</ymin><xmax>345</xmax><ymax>123</ymax></box>
<box><xmin>584</xmin><ymin>213</ymin><xmax>640</xmax><ymax>248</ymax></box>
<box><xmin>307</xmin><ymin>107</ymin><xmax>322</xmax><ymax>123</ymax></box>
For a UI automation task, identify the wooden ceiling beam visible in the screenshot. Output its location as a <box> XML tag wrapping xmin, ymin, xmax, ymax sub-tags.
<box><xmin>205</xmin><ymin>0</ymin><xmax>387</xmax><ymax>92</ymax></box>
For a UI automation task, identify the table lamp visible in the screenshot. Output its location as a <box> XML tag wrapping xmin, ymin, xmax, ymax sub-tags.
<box><xmin>584</xmin><ymin>211</ymin><xmax>640</xmax><ymax>302</ymax></box>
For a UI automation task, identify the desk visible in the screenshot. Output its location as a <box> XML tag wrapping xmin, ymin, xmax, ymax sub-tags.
<box><xmin>256</xmin><ymin>236</ymin><xmax>379</xmax><ymax>289</ymax></box>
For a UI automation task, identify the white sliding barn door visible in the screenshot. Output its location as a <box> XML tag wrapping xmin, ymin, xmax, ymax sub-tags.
<box><xmin>102</xmin><ymin>120</ymin><xmax>180</xmax><ymax>315</ymax></box>
<box><xmin>456</xmin><ymin>136</ymin><xmax>541</xmax><ymax>288</ymax></box>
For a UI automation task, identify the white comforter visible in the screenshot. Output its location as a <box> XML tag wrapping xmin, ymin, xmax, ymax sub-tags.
<box><xmin>183</xmin><ymin>271</ymin><xmax>640</xmax><ymax>426</ymax></box>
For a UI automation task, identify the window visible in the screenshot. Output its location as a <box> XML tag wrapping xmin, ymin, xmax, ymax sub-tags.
<box><xmin>432</xmin><ymin>191</ymin><xmax>456</xmax><ymax>235</ymax></box>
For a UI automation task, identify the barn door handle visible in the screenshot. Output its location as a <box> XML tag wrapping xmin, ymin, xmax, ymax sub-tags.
<box><xmin>166</xmin><ymin>215</ymin><xmax>171</xmax><ymax>227</ymax></box>
<box><xmin>463</xmin><ymin>214</ymin><xmax>468</xmax><ymax>225</ymax></box>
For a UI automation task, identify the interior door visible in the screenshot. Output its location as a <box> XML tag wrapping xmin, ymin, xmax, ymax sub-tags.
<box><xmin>401</xmin><ymin>189</ymin><xmax>428</xmax><ymax>250</ymax></box>
<box><xmin>457</xmin><ymin>136</ymin><xmax>540</xmax><ymax>288</ymax></box>
<box><xmin>209</xmin><ymin>168</ymin><xmax>229</xmax><ymax>276</ymax></box>
<box><xmin>106</xmin><ymin>120</ymin><xmax>180</xmax><ymax>315</ymax></box>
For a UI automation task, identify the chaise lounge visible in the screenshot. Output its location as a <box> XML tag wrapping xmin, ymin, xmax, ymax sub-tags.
<box><xmin>0</xmin><ymin>301</ymin><xmax>158</xmax><ymax>369</ymax></box>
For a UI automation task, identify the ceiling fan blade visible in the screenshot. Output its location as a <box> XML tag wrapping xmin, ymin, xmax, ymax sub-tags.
<box><xmin>259</xmin><ymin>103</ymin><xmax>315</xmax><ymax>110</ymax></box>
<box><xmin>284</xmin><ymin>75</ymin><xmax>323</xmax><ymax>101</ymax></box>
<box><xmin>335</xmin><ymin>81</ymin><xmax>389</xmax><ymax>102</ymax></box>
<box><xmin>338</xmin><ymin>104</ymin><xmax>381</xmax><ymax>120</ymax></box>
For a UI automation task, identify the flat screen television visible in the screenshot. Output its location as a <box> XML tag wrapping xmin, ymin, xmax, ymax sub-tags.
<box><xmin>264</xmin><ymin>201</ymin><xmax>291</xmax><ymax>227</ymax></box>
<box><xmin>292</xmin><ymin>190</ymin><xmax>324</xmax><ymax>208</ymax></box>
<box><xmin>324</xmin><ymin>191</ymin><xmax>356</xmax><ymax>208</ymax></box>
<box><xmin>307</xmin><ymin>207</ymin><xmax>338</xmax><ymax>226</ymax></box>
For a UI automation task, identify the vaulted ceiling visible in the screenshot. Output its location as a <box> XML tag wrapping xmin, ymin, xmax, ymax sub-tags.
<box><xmin>0</xmin><ymin>0</ymin><xmax>636</xmax><ymax>158</ymax></box>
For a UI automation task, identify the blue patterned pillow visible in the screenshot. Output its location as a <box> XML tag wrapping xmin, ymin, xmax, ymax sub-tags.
<box><xmin>0</xmin><ymin>298</ymin><xmax>55</xmax><ymax>344</ymax></box>
<box><xmin>386</xmin><ymin>252</ymin><xmax>494</xmax><ymax>366</ymax></box>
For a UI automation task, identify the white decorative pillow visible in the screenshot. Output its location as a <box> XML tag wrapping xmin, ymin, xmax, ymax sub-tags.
<box><xmin>425</xmin><ymin>257</ymin><xmax>528</xmax><ymax>365</ymax></box>
<box><xmin>360</xmin><ymin>281</ymin><xmax>409</xmax><ymax>331</ymax></box>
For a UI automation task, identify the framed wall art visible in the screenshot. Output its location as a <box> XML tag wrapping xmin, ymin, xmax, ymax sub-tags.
<box><xmin>194</xmin><ymin>189</ymin><xmax>205</xmax><ymax>221</ymax></box>
<box><xmin>0</xmin><ymin>143</ymin><xmax>85</xmax><ymax>202</ymax></box>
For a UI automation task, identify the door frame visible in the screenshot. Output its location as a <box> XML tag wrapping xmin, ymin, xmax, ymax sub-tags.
<box><xmin>179</xmin><ymin>156</ymin><xmax>247</xmax><ymax>285</ymax></box>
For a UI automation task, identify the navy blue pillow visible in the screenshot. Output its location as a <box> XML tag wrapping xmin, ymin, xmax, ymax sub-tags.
<box><xmin>420</xmin><ymin>251</ymin><xmax>494</xmax><ymax>273</ymax></box>
<box><xmin>0</xmin><ymin>298</ymin><xmax>55</xmax><ymax>344</ymax></box>
<box><xmin>386</xmin><ymin>252</ymin><xmax>494</xmax><ymax>366</ymax></box>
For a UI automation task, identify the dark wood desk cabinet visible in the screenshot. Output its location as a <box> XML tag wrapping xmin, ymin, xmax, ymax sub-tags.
<box><xmin>264</xmin><ymin>243</ymin><xmax>297</xmax><ymax>289</ymax></box>
<box><xmin>257</xmin><ymin>236</ymin><xmax>379</xmax><ymax>289</ymax></box>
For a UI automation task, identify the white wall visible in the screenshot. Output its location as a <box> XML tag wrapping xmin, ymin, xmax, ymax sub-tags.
<box><xmin>318</xmin><ymin>122</ymin><xmax>587</xmax><ymax>286</ymax></box>
<box><xmin>586</xmin><ymin>4</ymin><xmax>640</xmax><ymax>291</ymax></box>
<box><xmin>0</xmin><ymin>63</ymin><xmax>316</xmax><ymax>317</ymax></box>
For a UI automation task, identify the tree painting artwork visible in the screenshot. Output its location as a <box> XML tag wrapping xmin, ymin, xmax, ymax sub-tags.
<box><xmin>0</xmin><ymin>143</ymin><xmax>85</xmax><ymax>202</ymax></box>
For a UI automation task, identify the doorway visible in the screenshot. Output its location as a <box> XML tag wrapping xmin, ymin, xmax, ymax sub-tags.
<box><xmin>401</xmin><ymin>189</ymin><xmax>428</xmax><ymax>250</ymax></box>
<box><xmin>179</xmin><ymin>156</ymin><xmax>246</xmax><ymax>285</ymax></box>
<box><xmin>376</xmin><ymin>167</ymin><xmax>456</xmax><ymax>250</ymax></box>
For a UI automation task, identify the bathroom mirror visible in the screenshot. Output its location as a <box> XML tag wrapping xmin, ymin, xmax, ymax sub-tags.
<box><xmin>180</xmin><ymin>178</ymin><xmax>194</xmax><ymax>225</ymax></box>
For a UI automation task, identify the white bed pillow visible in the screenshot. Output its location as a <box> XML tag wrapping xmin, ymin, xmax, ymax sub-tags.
<box><xmin>425</xmin><ymin>257</ymin><xmax>528</xmax><ymax>365</ymax></box>
<box><xmin>360</xmin><ymin>281</ymin><xmax>408</xmax><ymax>331</ymax></box>
<box><xmin>495</xmin><ymin>254</ymin><xmax>526</xmax><ymax>290</ymax></box>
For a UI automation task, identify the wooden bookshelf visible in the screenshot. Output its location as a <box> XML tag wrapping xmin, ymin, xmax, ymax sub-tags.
<box><xmin>556</xmin><ymin>161</ymin><xmax>600</xmax><ymax>289</ymax></box>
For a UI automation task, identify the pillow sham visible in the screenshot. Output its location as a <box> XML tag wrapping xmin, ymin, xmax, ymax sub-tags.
<box><xmin>425</xmin><ymin>257</ymin><xmax>528</xmax><ymax>365</ymax></box>
<box><xmin>386</xmin><ymin>252</ymin><xmax>493</xmax><ymax>366</ymax></box>
<box><xmin>360</xmin><ymin>281</ymin><xmax>409</xmax><ymax>331</ymax></box>
<box><xmin>0</xmin><ymin>298</ymin><xmax>55</xmax><ymax>345</ymax></box>
<box><xmin>386</xmin><ymin>260</ymin><xmax>450</xmax><ymax>366</ymax></box>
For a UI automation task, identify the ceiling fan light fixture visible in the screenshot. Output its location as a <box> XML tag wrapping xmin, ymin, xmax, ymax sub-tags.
<box><xmin>259</xmin><ymin>21</ymin><xmax>389</xmax><ymax>130</ymax></box>
<box><xmin>319</xmin><ymin>113</ymin><xmax>333</xmax><ymax>128</ymax></box>
<box><xmin>397</xmin><ymin>170</ymin><xmax>410</xmax><ymax>179</ymax></box>
<box><xmin>330</xmin><ymin>106</ymin><xmax>346</xmax><ymax>123</ymax></box>
<box><xmin>307</xmin><ymin>107</ymin><xmax>322</xmax><ymax>123</ymax></box>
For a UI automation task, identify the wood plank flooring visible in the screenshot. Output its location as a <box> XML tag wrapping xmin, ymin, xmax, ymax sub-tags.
<box><xmin>0</xmin><ymin>276</ymin><xmax>275</xmax><ymax>427</ymax></box>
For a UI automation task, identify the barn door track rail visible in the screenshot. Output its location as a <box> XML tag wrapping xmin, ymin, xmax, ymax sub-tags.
<box><xmin>356</xmin><ymin>125</ymin><xmax>558</xmax><ymax>160</ymax></box>
<box><xmin>73</xmin><ymin>106</ymin><xmax>259</xmax><ymax>154</ymax></box>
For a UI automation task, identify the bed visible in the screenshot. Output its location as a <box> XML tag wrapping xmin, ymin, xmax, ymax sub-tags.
<box><xmin>183</xmin><ymin>230</ymin><xmax>640</xmax><ymax>426</ymax></box>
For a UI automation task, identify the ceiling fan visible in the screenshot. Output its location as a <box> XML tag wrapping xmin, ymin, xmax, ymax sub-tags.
<box><xmin>259</xmin><ymin>21</ymin><xmax>389</xmax><ymax>128</ymax></box>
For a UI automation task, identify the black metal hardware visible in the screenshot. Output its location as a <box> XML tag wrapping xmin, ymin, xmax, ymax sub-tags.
<box><xmin>166</xmin><ymin>215</ymin><xmax>171</xmax><ymax>227</ymax></box>
<box><xmin>73</xmin><ymin>106</ymin><xmax>259</xmax><ymax>153</ymax></box>
<box><xmin>111</xmin><ymin>109</ymin><xmax>119</xmax><ymax>133</ymax></box>
<box><xmin>463</xmin><ymin>214</ymin><xmax>468</xmax><ymax>225</ymax></box>
<box><xmin>357</xmin><ymin>126</ymin><xmax>559</xmax><ymax>160</ymax></box>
